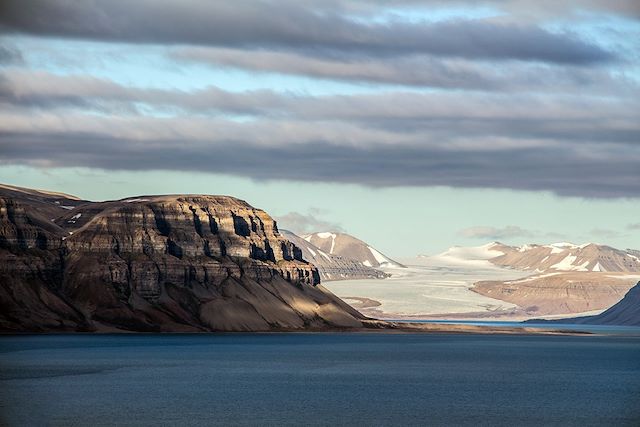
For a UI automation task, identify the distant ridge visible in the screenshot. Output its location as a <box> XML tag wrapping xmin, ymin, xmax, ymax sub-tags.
<box><xmin>425</xmin><ymin>241</ymin><xmax>640</xmax><ymax>273</ymax></box>
<box><xmin>281</xmin><ymin>230</ymin><xmax>388</xmax><ymax>281</ymax></box>
<box><xmin>302</xmin><ymin>232</ymin><xmax>405</xmax><ymax>269</ymax></box>
<box><xmin>423</xmin><ymin>241</ymin><xmax>640</xmax><ymax>317</ymax></box>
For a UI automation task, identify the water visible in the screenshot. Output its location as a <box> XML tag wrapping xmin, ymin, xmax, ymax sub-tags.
<box><xmin>1</xmin><ymin>334</ymin><xmax>639</xmax><ymax>426</ymax></box>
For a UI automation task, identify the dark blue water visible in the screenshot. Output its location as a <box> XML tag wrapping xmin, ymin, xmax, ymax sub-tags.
<box><xmin>1</xmin><ymin>334</ymin><xmax>639</xmax><ymax>426</ymax></box>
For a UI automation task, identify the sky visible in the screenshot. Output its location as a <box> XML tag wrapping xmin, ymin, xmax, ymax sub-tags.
<box><xmin>0</xmin><ymin>1</ymin><xmax>639</xmax><ymax>257</ymax></box>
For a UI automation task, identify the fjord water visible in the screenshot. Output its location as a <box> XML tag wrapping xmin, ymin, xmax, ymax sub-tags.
<box><xmin>1</xmin><ymin>334</ymin><xmax>639</xmax><ymax>426</ymax></box>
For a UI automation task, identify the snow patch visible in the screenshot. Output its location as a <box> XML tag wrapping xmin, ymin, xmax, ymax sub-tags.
<box><xmin>547</xmin><ymin>245</ymin><xmax>565</xmax><ymax>254</ymax></box>
<box><xmin>307</xmin><ymin>247</ymin><xmax>316</xmax><ymax>257</ymax></box>
<box><xmin>367</xmin><ymin>246</ymin><xmax>395</xmax><ymax>267</ymax></box>
<box><xmin>316</xmin><ymin>232</ymin><xmax>336</xmax><ymax>239</ymax></box>
<box><xmin>549</xmin><ymin>255</ymin><xmax>577</xmax><ymax>270</ymax></box>
<box><xmin>550</xmin><ymin>242</ymin><xmax>578</xmax><ymax>248</ymax></box>
<box><xmin>549</xmin><ymin>255</ymin><xmax>589</xmax><ymax>271</ymax></box>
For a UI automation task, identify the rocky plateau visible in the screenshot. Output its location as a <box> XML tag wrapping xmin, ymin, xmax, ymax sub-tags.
<box><xmin>0</xmin><ymin>184</ymin><xmax>365</xmax><ymax>332</ymax></box>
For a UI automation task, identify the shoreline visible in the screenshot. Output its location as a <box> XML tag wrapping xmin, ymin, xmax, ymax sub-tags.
<box><xmin>0</xmin><ymin>319</ymin><xmax>595</xmax><ymax>336</ymax></box>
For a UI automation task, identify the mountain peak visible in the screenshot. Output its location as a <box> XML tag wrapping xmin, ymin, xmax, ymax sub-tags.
<box><xmin>302</xmin><ymin>231</ymin><xmax>404</xmax><ymax>269</ymax></box>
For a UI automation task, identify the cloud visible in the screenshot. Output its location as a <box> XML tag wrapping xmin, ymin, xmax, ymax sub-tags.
<box><xmin>627</xmin><ymin>223</ymin><xmax>640</xmax><ymax>230</ymax></box>
<box><xmin>2</xmin><ymin>70</ymin><xmax>638</xmax><ymax>147</ymax></box>
<box><xmin>172</xmin><ymin>47</ymin><xmax>629</xmax><ymax>92</ymax></box>
<box><xmin>275</xmin><ymin>211</ymin><xmax>344</xmax><ymax>235</ymax></box>
<box><xmin>1</xmin><ymin>104</ymin><xmax>639</xmax><ymax>197</ymax></box>
<box><xmin>459</xmin><ymin>225</ymin><xmax>534</xmax><ymax>240</ymax></box>
<box><xmin>590</xmin><ymin>228</ymin><xmax>624</xmax><ymax>239</ymax></box>
<box><xmin>0</xmin><ymin>2</ymin><xmax>637</xmax><ymax>199</ymax></box>
<box><xmin>0</xmin><ymin>45</ymin><xmax>23</xmax><ymax>65</ymax></box>
<box><xmin>0</xmin><ymin>1</ymin><xmax>614</xmax><ymax>64</ymax></box>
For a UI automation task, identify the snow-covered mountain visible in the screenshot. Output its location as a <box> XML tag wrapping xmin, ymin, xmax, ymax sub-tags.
<box><xmin>426</xmin><ymin>241</ymin><xmax>640</xmax><ymax>317</ymax></box>
<box><xmin>302</xmin><ymin>232</ymin><xmax>405</xmax><ymax>269</ymax></box>
<box><xmin>427</xmin><ymin>242</ymin><xmax>640</xmax><ymax>273</ymax></box>
<box><xmin>491</xmin><ymin>242</ymin><xmax>640</xmax><ymax>273</ymax></box>
<box><xmin>280</xmin><ymin>230</ymin><xmax>388</xmax><ymax>281</ymax></box>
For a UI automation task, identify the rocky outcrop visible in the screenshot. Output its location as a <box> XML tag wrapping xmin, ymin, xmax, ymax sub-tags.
<box><xmin>0</xmin><ymin>185</ymin><xmax>365</xmax><ymax>332</ymax></box>
<box><xmin>281</xmin><ymin>230</ymin><xmax>388</xmax><ymax>281</ymax></box>
<box><xmin>302</xmin><ymin>232</ymin><xmax>405</xmax><ymax>269</ymax></box>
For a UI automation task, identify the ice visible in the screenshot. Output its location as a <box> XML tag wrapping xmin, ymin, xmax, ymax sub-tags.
<box><xmin>323</xmin><ymin>257</ymin><xmax>521</xmax><ymax>318</ymax></box>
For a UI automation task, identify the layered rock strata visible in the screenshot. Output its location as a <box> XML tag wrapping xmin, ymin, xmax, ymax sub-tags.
<box><xmin>0</xmin><ymin>185</ymin><xmax>364</xmax><ymax>332</ymax></box>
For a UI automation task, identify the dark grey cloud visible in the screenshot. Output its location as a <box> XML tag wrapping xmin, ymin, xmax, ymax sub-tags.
<box><xmin>340</xmin><ymin>1</ymin><xmax>640</xmax><ymax>20</ymax></box>
<box><xmin>0</xmin><ymin>2</ymin><xmax>637</xmax><ymax>199</ymax></box>
<box><xmin>1</xmin><ymin>68</ymin><xmax>639</xmax><ymax>198</ymax></box>
<box><xmin>459</xmin><ymin>225</ymin><xmax>533</xmax><ymax>239</ymax></box>
<box><xmin>3</xmin><ymin>70</ymin><xmax>638</xmax><ymax>148</ymax></box>
<box><xmin>0</xmin><ymin>45</ymin><xmax>23</xmax><ymax>65</ymax></box>
<box><xmin>1</xmin><ymin>117</ymin><xmax>639</xmax><ymax>197</ymax></box>
<box><xmin>0</xmin><ymin>0</ymin><xmax>613</xmax><ymax>64</ymax></box>
<box><xmin>275</xmin><ymin>211</ymin><xmax>344</xmax><ymax>235</ymax></box>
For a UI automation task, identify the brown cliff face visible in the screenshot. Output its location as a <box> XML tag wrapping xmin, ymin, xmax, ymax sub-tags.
<box><xmin>472</xmin><ymin>272</ymin><xmax>639</xmax><ymax>316</ymax></box>
<box><xmin>0</xmin><ymin>186</ymin><xmax>364</xmax><ymax>332</ymax></box>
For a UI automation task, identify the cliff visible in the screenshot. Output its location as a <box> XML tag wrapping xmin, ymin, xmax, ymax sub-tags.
<box><xmin>0</xmin><ymin>184</ymin><xmax>364</xmax><ymax>332</ymax></box>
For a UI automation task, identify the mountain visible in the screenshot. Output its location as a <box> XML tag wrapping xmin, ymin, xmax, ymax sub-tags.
<box><xmin>280</xmin><ymin>230</ymin><xmax>388</xmax><ymax>281</ymax></box>
<box><xmin>448</xmin><ymin>242</ymin><xmax>640</xmax><ymax>316</ymax></box>
<box><xmin>489</xmin><ymin>242</ymin><xmax>640</xmax><ymax>273</ymax></box>
<box><xmin>422</xmin><ymin>242</ymin><xmax>640</xmax><ymax>317</ymax></box>
<box><xmin>302</xmin><ymin>232</ymin><xmax>405</xmax><ymax>269</ymax></box>
<box><xmin>430</xmin><ymin>241</ymin><xmax>640</xmax><ymax>273</ymax></box>
<box><xmin>535</xmin><ymin>281</ymin><xmax>640</xmax><ymax>326</ymax></box>
<box><xmin>0</xmin><ymin>184</ymin><xmax>366</xmax><ymax>332</ymax></box>
<box><xmin>473</xmin><ymin>272</ymin><xmax>638</xmax><ymax>316</ymax></box>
